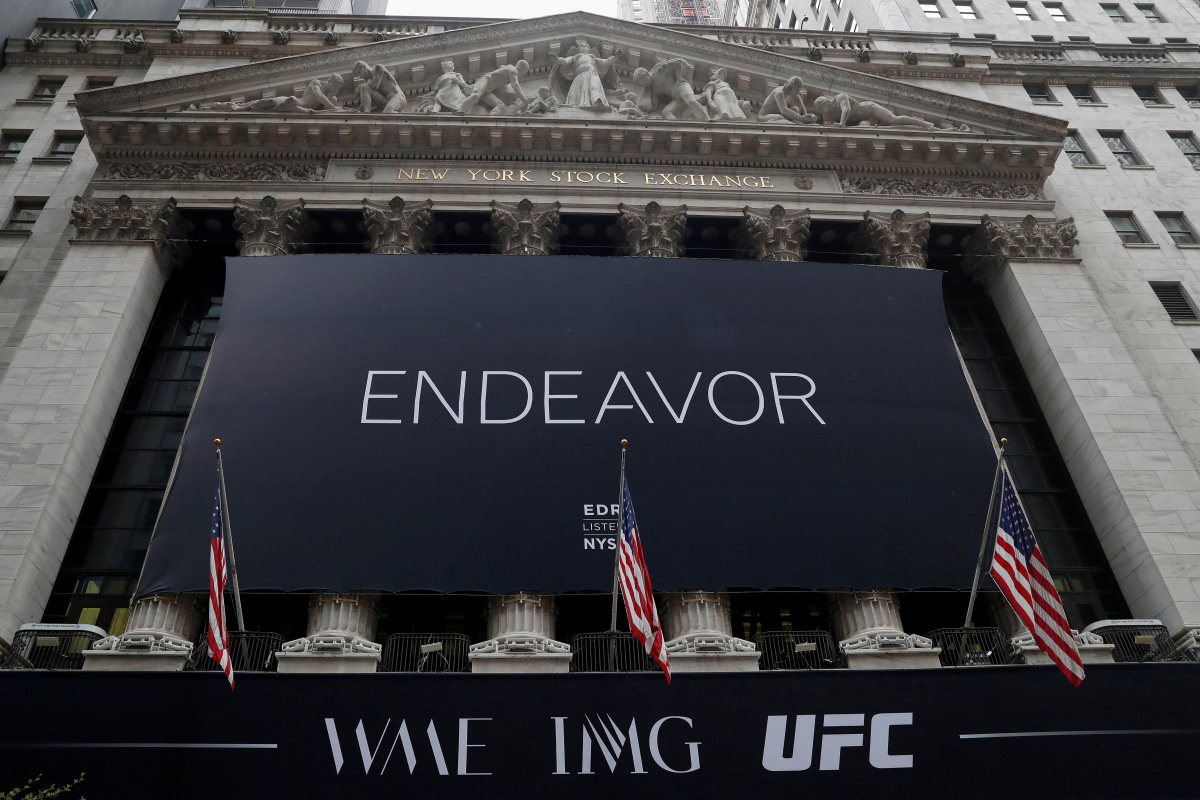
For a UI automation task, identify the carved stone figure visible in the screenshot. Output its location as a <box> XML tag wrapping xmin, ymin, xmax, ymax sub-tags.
<box><xmin>362</xmin><ymin>197</ymin><xmax>433</xmax><ymax>254</ymax></box>
<box><xmin>233</xmin><ymin>196</ymin><xmax>310</xmax><ymax>257</ymax></box>
<box><xmin>271</xmin><ymin>31</ymin><xmax>292</xmax><ymax>46</ymax></box>
<box><xmin>430</xmin><ymin>59</ymin><xmax>470</xmax><ymax>113</ymax></box>
<box><xmin>520</xmin><ymin>86</ymin><xmax>560</xmax><ymax>115</ymax></box>
<box><xmin>220</xmin><ymin>30</ymin><xmax>239</xmax><ymax>45</ymax></box>
<box><xmin>757</xmin><ymin>77</ymin><xmax>816</xmax><ymax>124</ymax></box>
<box><xmin>618</xmin><ymin>201</ymin><xmax>688</xmax><ymax>258</ymax></box>
<box><xmin>459</xmin><ymin>60</ymin><xmax>530</xmax><ymax>116</ymax></box>
<box><xmin>902</xmin><ymin>51</ymin><xmax>919</xmax><ymax>65</ymax></box>
<box><xmin>742</xmin><ymin>205</ymin><xmax>811</xmax><ymax>261</ymax></box>
<box><xmin>633</xmin><ymin>58</ymin><xmax>708</xmax><ymax>121</ymax></box>
<box><xmin>702</xmin><ymin>67</ymin><xmax>749</xmax><ymax>121</ymax></box>
<box><xmin>170</xmin><ymin>29</ymin><xmax>186</xmax><ymax>43</ymax></box>
<box><xmin>856</xmin><ymin>47</ymin><xmax>871</xmax><ymax>62</ymax></box>
<box><xmin>324</xmin><ymin>32</ymin><xmax>340</xmax><ymax>46</ymax></box>
<box><xmin>201</xmin><ymin>74</ymin><xmax>344</xmax><ymax>113</ymax></box>
<box><xmin>856</xmin><ymin>209</ymin><xmax>931</xmax><ymax>269</ymax></box>
<box><xmin>548</xmin><ymin>39</ymin><xmax>622</xmax><ymax>111</ymax></box>
<box><xmin>71</xmin><ymin>195</ymin><xmax>177</xmax><ymax>242</ymax></box>
<box><xmin>812</xmin><ymin>93</ymin><xmax>935</xmax><ymax>129</ymax></box>
<box><xmin>353</xmin><ymin>61</ymin><xmax>407</xmax><ymax>113</ymax></box>
<box><xmin>491</xmin><ymin>199</ymin><xmax>561</xmax><ymax>255</ymax></box>
<box><xmin>617</xmin><ymin>90</ymin><xmax>644</xmax><ymax>118</ymax></box>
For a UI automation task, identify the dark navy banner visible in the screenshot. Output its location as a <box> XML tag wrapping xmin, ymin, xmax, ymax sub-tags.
<box><xmin>0</xmin><ymin>666</ymin><xmax>1197</xmax><ymax>799</ymax></box>
<box><xmin>139</xmin><ymin>254</ymin><xmax>995</xmax><ymax>595</ymax></box>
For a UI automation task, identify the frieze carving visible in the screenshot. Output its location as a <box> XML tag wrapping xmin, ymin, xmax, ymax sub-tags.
<box><xmin>354</xmin><ymin>61</ymin><xmax>407</xmax><ymax>113</ymax></box>
<box><xmin>807</xmin><ymin>46</ymin><xmax>823</xmax><ymax>60</ymax></box>
<box><xmin>701</xmin><ymin>67</ymin><xmax>749</xmax><ymax>120</ymax></box>
<box><xmin>362</xmin><ymin>197</ymin><xmax>433</xmax><ymax>254</ymax></box>
<box><xmin>461</xmin><ymin>61</ymin><xmax>530</xmax><ymax>115</ymax></box>
<box><xmin>220</xmin><ymin>30</ymin><xmax>239</xmax><ymax>45</ymax></box>
<box><xmin>75</xmin><ymin>38</ymin><xmax>94</xmax><ymax>54</ymax></box>
<box><xmin>429</xmin><ymin>59</ymin><xmax>471</xmax><ymax>112</ymax></box>
<box><xmin>200</xmin><ymin>73</ymin><xmax>344</xmax><ymax>113</ymax></box>
<box><xmin>950</xmin><ymin>53</ymin><xmax>966</xmax><ymax>67</ymax></box>
<box><xmin>120</xmin><ymin>30</ymin><xmax>145</xmax><ymax>54</ymax></box>
<box><xmin>272</xmin><ymin>31</ymin><xmax>292</xmax><ymax>46</ymax></box>
<box><xmin>324</xmin><ymin>32</ymin><xmax>341</xmax><ymax>46</ymax></box>
<box><xmin>233</xmin><ymin>196</ymin><xmax>310</xmax><ymax>257</ymax></box>
<box><xmin>618</xmin><ymin>201</ymin><xmax>688</xmax><ymax>258</ymax></box>
<box><xmin>70</xmin><ymin>195</ymin><xmax>177</xmax><ymax>242</ymax></box>
<box><xmin>25</xmin><ymin>38</ymin><xmax>44</xmax><ymax>52</ymax></box>
<box><xmin>794</xmin><ymin>176</ymin><xmax>814</xmax><ymax>190</ymax></box>
<box><xmin>104</xmin><ymin>162</ymin><xmax>327</xmax><ymax>182</ymax></box>
<box><xmin>550</xmin><ymin>39</ymin><xmax>622</xmax><ymax>112</ymax></box>
<box><xmin>813</xmin><ymin>93</ymin><xmax>934</xmax><ymax>129</ymax></box>
<box><xmin>857</xmin><ymin>209</ymin><xmax>931</xmax><ymax>269</ymax></box>
<box><xmin>354</xmin><ymin>166</ymin><xmax>375</xmax><ymax>180</ymax></box>
<box><xmin>856</xmin><ymin>47</ymin><xmax>871</xmax><ymax>62</ymax></box>
<box><xmin>743</xmin><ymin>205</ymin><xmax>811</xmax><ymax>261</ymax></box>
<box><xmin>757</xmin><ymin>77</ymin><xmax>815</xmax><ymax>124</ymax></box>
<box><xmin>633</xmin><ymin>58</ymin><xmax>709</xmax><ymax>120</ymax></box>
<box><xmin>902</xmin><ymin>51</ymin><xmax>919</xmax><ymax>65</ymax></box>
<box><xmin>964</xmin><ymin>214</ymin><xmax>1078</xmax><ymax>287</ymax></box>
<box><xmin>170</xmin><ymin>29</ymin><xmax>186</xmax><ymax>44</ymax></box>
<box><xmin>491</xmin><ymin>199</ymin><xmax>561</xmax><ymax>255</ymax></box>
<box><xmin>841</xmin><ymin>176</ymin><xmax>1039</xmax><ymax>200</ymax></box>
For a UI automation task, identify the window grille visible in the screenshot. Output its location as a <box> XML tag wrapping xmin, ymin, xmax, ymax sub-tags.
<box><xmin>1063</xmin><ymin>132</ymin><xmax>1096</xmax><ymax>164</ymax></box>
<box><xmin>1171</xmin><ymin>133</ymin><xmax>1200</xmax><ymax>166</ymax></box>
<box><xmin>1151</xmin><ymin>282</ymin><xmax>1199</xmax><ymax>319</ymax></box>
<box><xmin>1099</xmin><ymin>131</ymin><xmax>1143</xmax><ymax>165</ymax></box>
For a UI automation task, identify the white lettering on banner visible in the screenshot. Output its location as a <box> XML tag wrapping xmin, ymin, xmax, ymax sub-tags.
<box><xmin>551</xmin><ymin>715</ymin><xmax>697</xmax><ymax>775</ymax></box>
<box><xmin>325</xmin><ymin>718</ymin><xmax>462</xmax><ymax>776</ymax></box>
<box><xmin>457</xmin><ymin>719</ymin><xmax>492</xmax><ymax>776</ymax></box>
<box><xmin>360</xmin><ymin>371</ymin><xmax>824</xmax><ymax>426</ymax></box>
<box><xmin>762</xmin><ymin>713</ymin><xmax>914</xmax><ymax>772</ymax></box>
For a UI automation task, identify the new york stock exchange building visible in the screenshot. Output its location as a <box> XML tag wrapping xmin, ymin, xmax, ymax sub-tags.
<box><xmin>1</xmin><ymin>2</ymin><xmax>1200</xmax><ymax>798</ymax></box>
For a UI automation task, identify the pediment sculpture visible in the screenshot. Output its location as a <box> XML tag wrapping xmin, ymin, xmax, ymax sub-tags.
<box><xmin>549</xmin><ymin>39</ymin><xmax>622</xmax><ymax>112</ymax></box>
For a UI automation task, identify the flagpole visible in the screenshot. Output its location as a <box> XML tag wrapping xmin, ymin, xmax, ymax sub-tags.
<box><xmin>964</xmin><ymin>437</ymin><xmax>1007</xmax><ymax>628</ymax></box>
<box><xmin>215</xmin><ymin>439</ymin><xmax>245</xmax><ymax>632</ymax></box>
<box><xmin>607</xmin><ymin>439</ymin><xmax>628</xmax><ymax>671</ymax></box>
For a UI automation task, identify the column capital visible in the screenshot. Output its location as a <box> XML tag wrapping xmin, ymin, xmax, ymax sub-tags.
<box><xmin>742</xmin><ymin>205</ymin><xmax>811</xmax><ymax>261</ymax></box>
<box><xmin>233</xmin><ymin>196</ymin><xmax>310</xmax><ymax>257</ymax></box>
<box><xmin>490</xmin><ymin>198</ymin><xmax>561</xmax><ymax>255</ymax></box>
<box><xmin>362</xmin><ymin>197</ymin><xmax>433</xmax><ymax>255</ymax></box>
<box><xmin>70</xmin><ymin>194</ymin><xmax>177</xmax><ymax>244</ymax></box>
<box><xmin>964</xmin><ymin>214</ymin><xmax>1079</xmax><ymax>288</ymax></box>
<box><xmin>857</xmin><ymin>209</ymin><xmax>931</xmax><ymax>269</ymax></box>
<box><xmin>618</xmin><ymin>201</ymin><xmax>688</xmax><ymax>258</ymax></box>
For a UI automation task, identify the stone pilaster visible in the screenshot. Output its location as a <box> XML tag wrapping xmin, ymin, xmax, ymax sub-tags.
<box><xmin>742</xmin><ymin>205</ymin><xmax>811</xmax><ymax>261</ymax></box>
<box><xmin>661</xmin><ymin>591</ymin><xmax>759</xmax><ymax>672</ymax></box>
<box><xmin>963</xmin><ymin>214</ymin><xmax>1078</xmax><ymax>290</ymax></box>
<box><xmin>277</xmin><ymin>594</ymin><xmax>382</xmax><ymax>673</ymax></box>
<box><xmin>0</xmin><ymin>196</ymin><xmax>179</xmax><ymax>645</ymax></box>
<box><xmin>362</xmin><ymin>197</ymin><xmax>433</xmax><ymax>254</ymax></box>
<box><xmin>830</xmin><ymin>591</ymin><xmax>941</xmax><ymax>669</ymax></box>
<box><xmin>617</xmin><ymin>201</ymin><xmax>688</xmax><ymax>258</ymax></box>
<box><xmin>469</xmin><ymin>592</ymin><xmax>571</xmax><ymax>673</ymax></box>
<box><xmin>83</xmin><ymin>595</ymin><xmax>201</xmax><ymax>671</ymax></box>
<box><xmin>233</xmin><ymin>196</ymin><xmax>310</xmax><ymax>257</ymax></box>
<box><xmin>490</xmin><ymin>199</ymin><xmax>561</xmax><ymax>255</ymax></box>
<box><xmin>856</xmin><ymin>209</ymin><xmax>931</xmax><ymax>269</ymax></box>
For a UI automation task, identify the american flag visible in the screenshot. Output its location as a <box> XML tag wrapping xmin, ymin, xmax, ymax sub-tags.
<box><xmin>990</xmin><ymin>470</ymin><xmax>1084</xmax><ymax>686</ymax></box>
<box><xmin>619</xmin><ymin>477</ymin><xmax>671</xmax><ymax>682</ymax></box>
<box><xmin>208</xmin><ymin>475</ymin><xmax>234</xmax><ymax>688</ymax></box>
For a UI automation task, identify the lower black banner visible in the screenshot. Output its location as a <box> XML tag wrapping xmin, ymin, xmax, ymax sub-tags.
<box><xmin>0</xmin><ymin>665</ymin><xmax>1196</xmax><ymax>799</ymax></box>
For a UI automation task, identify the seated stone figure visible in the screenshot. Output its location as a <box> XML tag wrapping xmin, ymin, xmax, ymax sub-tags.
<box><xmin>459</xmin><ymin>60</ymin><xmax>531</xmax><ymax>116</ymax></box>
<box><xmin>353</xmin><ymin>61</ymin><xmax>407</xmax><ymax>113</ymax></box>
<box><xmin>757</xmin><ymin>77</ymin><xmax>817</xmax><ymax>125</ymax></box>
<box><xmin>520</xmin><ymin>86</ymin><xmax>559</xmax><ymax>115</ymax></box>
<box><xmin>812</xmin><ymin>93</ymin><xmax>935</xmax><ymax>129</ymax></box>
<box><xmin>632</xmin><ymin>58</ymin><xmax>709</xmax><ymax>121</ymax></box>
<box><xmin>201</xmin><ymin>73</ymin><xmax>344</xmax><ymax>113</ymax></box>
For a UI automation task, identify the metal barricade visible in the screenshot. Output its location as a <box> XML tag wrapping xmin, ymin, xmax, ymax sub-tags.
<box><xmin>1084</xmin><ymin>620</ymin><xmax>1197</xmax><ymax>663</ymax></box>
<box><xmin>755</xmin><ymin>630</ymin><xmax>844</xmax><ymax>670</ymax></box>
<box><xmin>190</xmin><ymin>630</ymin><xmax>284</xmax><ymax>672</ymax></box>
<box><xmin>381</xmin><ymin>633</ymin><xmax>471</xmax><ymax>673</ymax></box>
<box><xmin>928</xmin><ymin>627</ymin><xmax>1014</xmax><ymax>666</ymax></box>
<box><xmin>570</xmin><ymin>632</ymin><xmax>659</xmax><ymax>672</ymax></box>
<box><xmin>0</xmin><ymin>624</ymin><xmax>106</xmax><ymax>670</ymax></box>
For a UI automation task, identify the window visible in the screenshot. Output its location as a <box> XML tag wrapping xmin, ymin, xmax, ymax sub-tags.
<box><xmin>83</xmin><ymin>77</ymin><xmax>115</xmax><ymax>91</ymax></box>
<box><xmin>830</xmin><ymin>0</ymin><xmax>842</xmax><ymax>11</ymax></box>
<box><xmin>1044</xmin><ymin>2</ymin><xmax>1070</xmax><ymax>19</ymax></box>
<box><xmin>1100</xmin><ymin>131</ymin><xmax>1143</xmax><ymax>165</ymax></box>
<box><xmin>1132</xmin><ymin>84</ymin><xmax>1166</xmax><ymax>105</ymax></box>
<box><xmin>1177</xmin><ymin>86</ymin><xmax>1200</xmax><ymax>107</ymax></box>
<box><xmin>1171</xmin><ymin>132</ymin><xmax>1200</xmax><ymax>165</ymax></box>
<box><xmin>1024</xmin><ymin>82</ymin><xmax>1055</xmax><ymax>102</ymax></box>
<box><xmin>790</xmin><ymin>11</ymin><xmax>797</xmax><ymax>26</ymax></box>
<box><xmin>1067</xmin><ymin>83</ymin><xmax>1100</xmax><ymax>103</ymax></box>
<box><xmin>71</xmin><ymin>0</ymin><xmax>97</xmax><ymax>18</ymax></box>
<box><xmin>1107</xmin><ymin>212</ymin><xmax>1150</xmax><ymax>243</ymax></box>
<box><xmin>1010</xmin><ymin>1</ymin><xmax>1033</xmax><ymax>19</ymax></box>
<box><xmin>1157</xmin><ymin>213</ymin><xmax>1199</xmax><ymax>245</ymax></box>
<box><xmin>811</xmin><ymin>0</ymin><xmax>822</xmax><ymax>11</ymax></box>
<box><xmin>1137</xmin><ymin>3</ymin><xmax>1165</xmax><ymax>21</ymax></box>
<box><xmin>845</xmin><ymin>12</ymin><xmax>858</xmax><ymax>29</ymax></box>
<box><xmin>1063</xmin><ymin>132</ymin><xmax>1097</xmax><ymax>164</ymax></box>
<box><xmin>1102</xmin><ymin>4</ymin><xmax>1130</xmax><ymax>21</ymax></box>
<box><xmin>920</xmin><ymin>1</ymin><xmax>944</xmax><ymax>17</ymax></box>
<box><xmin>1151</xmin><ymin>282</ymin><xmax>1198</xmax><ymax>319</ymax></box>
<box><xmin>1166</xmin><ymin>37</ymin><xmax>1189</xmax><ymax>43</ymax></box>
<box><xmin>954</xmin><ymin>0</ymin><xmax>979</xmax><ymax>17</ymax></box>
<box><xmin>30</xmin><ymin>78</ymin><xmax>65</xmax><ymax>100</ymax></box>
<box><xmin>1068</xmin><ymin>35</ymin><xmax>1091</xmax><ymax>41</ymax></box>
<box><xmin>0</xmin><ymin>131</ymin><xmax>30</xmax><ymax>158</ymax></box>
<box><xmin>822</xmin><ymin>15</ymin><xmax>833</xmax><ymax>28</ymax></box>
<box><xmin>775</xmin><ymin>15</ymin><xmax>783</xmax><ymax>25</ymax></box>
<box><xmin>47</xmin><ymin>133</ymin><xmax>83</xmax><ymax>159</ymax></box>
<box><xmin>1032</xmin><ymin>34</ymin><xmax>1056</xmax><ymax>41</ymax></box>
<box><xmin>975</xmin><ymin>32</ymin><xmax>997</xmax><ymax>38</ymax></box>
<box><xmin>1128</xmin><ymin>36</ymin><xmax>1150</xmax><ymax>43</ymax></box>
<box><xmin>4</xmin><ymin>200</ymin><xmax>46</xmax><ymax>232</ymax></box>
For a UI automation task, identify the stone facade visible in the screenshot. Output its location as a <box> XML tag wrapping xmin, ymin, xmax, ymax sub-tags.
<box><xmin>0</xmin><ymin>3</ymin><xmax>1198</xmax><ymax>670</ymax></box>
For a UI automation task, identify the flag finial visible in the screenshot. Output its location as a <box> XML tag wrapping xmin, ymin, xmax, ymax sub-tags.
<box><xmin>621</xmin><ymin>439</ymin><xmax>628</xmax><ymax>446</ymax></box>
<box><xmin>1000</xmin><ymin>437</ymin><xmax>1007</xmax><ymax>446</ymax></box>
<box><xmin>214</xmin><ymin>438</ymin><xmax>221</xmax><ymax>446</ymax></box>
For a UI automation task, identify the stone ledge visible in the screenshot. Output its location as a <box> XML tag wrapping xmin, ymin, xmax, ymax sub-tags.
<box><xmin>844</xmin><ymin>648</ymin><xmax>943</xmax><ymax>670</ymax></box>
<box><xmin>82</xmin><ymin>649</ymin><xmax>189</xmax><ymax>671</ymax></box>
<box><xmin>276</xmin><ymin>651</ymin><xmax>381</xmax><ymax>674</ymax></box>
<box><xmin>669</xmin><ymin>650</ymin><xmax>761</xmax><ymax>673</ymax></box>
<box><xmin>1021</xmin><ymin>643</ymin><xmax>1115</xmax><ymax>665</ymax></box>
<box><xmin>470</xmin><ymin>652</ymin><xmax>572</xmax><ymax>673</ymax></box>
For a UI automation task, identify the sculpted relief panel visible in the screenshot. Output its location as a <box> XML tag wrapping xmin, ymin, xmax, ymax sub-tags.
<box><xmin>182</xmin><ymin>35</ymin><xmax>971</xmax><ymax>133</ymax></box>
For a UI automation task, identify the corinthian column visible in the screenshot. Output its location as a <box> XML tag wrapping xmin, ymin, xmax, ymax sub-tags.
<box><xmin>830</xmin><ymin>591</ymin><xmax>941</xmax><ymax>669</ymax></box>
<box><xmin>742</xmin><ymin>205</ymin><xmax>811</xmax><ymax>261</ymax></box>
<box><xmin>660</xmin><ymin>591</ymin><xmax>760</xmax><ymax>672</ymax></box>
<box><xmin>233</xmin><ymin>196</ymin><xmax>310</xmax><ymax>256</ymax></box>
<box><xmin>277</xmin><ymin>594</ymin><xmax>383</xmax><ymax>673</ymax></box>
<box><xmin>857</xmin><ymin>209</ymin><xmax>931</xmax><ymax>268</ymax></box>
<box><xmin>469</xmin><ymin>592</ymin><xmax>572</xmax><ymax>673</ymax></box>
<box><xmin>618</xmin><ymin>201</ymin><xmax>688</xmax><ymax>257</ymax></box>
<box><xmin>490</xmin><ymin>199</ymin><xmax>561</xmax><ymax>255</ymax></box>
<box><xmin>362</xmin><ymin>197</ymin><xmax>433</xmax><ymax>254</ymax></box>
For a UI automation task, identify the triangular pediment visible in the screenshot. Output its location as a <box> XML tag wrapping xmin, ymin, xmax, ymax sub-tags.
<box><xmin>74</xmin><ymin>12</ymin><xmax>1066</xmax><ymax>174</ymax></box>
